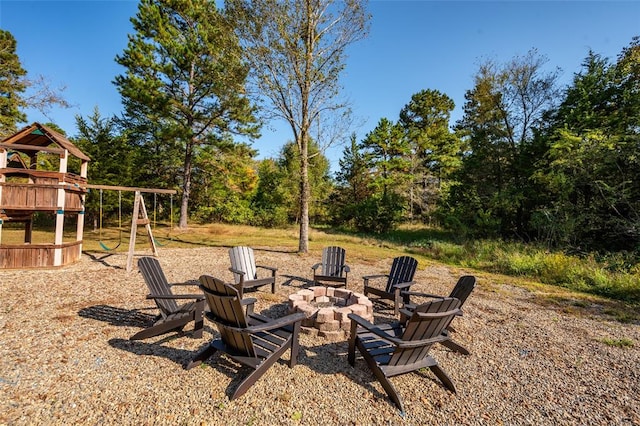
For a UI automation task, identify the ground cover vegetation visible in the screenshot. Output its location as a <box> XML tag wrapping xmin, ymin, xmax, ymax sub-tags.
<box><xmin>1</xmin><ymin>3</ymin><xmax>638</xmax><ymax>303</ymax></box>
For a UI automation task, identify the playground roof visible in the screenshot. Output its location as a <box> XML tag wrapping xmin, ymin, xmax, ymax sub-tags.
<box><xmin>0</xmin><ymin>122</ymin><xmax>91</xmax><ymax>162</ymax></box>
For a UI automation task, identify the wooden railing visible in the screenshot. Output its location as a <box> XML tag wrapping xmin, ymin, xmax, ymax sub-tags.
<box><xmin>0</xmin><ymin>168</ymin><xmax>87</xmax><ymax>212</ymax></box>
<box><xmin>0</xmin><ymin>183</ymin><xmax>87</xmax><ymax>211</ymax></box>
<box><xmin>0</xmin><ymin>241</ymin><xmax>82</xmax><ymax>268</ymax></box>
<box><xmin>1</xmin><ymin>168</ymin><xmax>87</xmax><ymax>183</ymax></box>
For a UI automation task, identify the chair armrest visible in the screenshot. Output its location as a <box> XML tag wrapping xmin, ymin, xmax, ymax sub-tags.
<box><xmin>241</xmin><ymin>297</ymin><xmax>257</xmax><ymax>315</ymax></box>
<box><xmin>256</xmin><ymin>265</ymin><xmax>277</xmax><ymax>272</ymax></box>
<box><xmin>398</xmin><ymin>308</ymin><xmax>413</xmax><ymax>318</ymax></box>
<box><xmin>169</xmin><ymin>281</ymin><xmax>199</xmax><ymax>287</ymax></box>
<box><xmin>229</xmin><ymin>267</ymin><xmax>246</xmax><ymax>276</ymax></box>
<box><xmin>393</xmin><ymin>281</ymin><xmax>415</xmax><ymax>290</ymax></box>
<box><xmin>401</xmin><ymin>290</ymin><xmax>441</xmax><ymax>298</ymax></box>
<box><xmin>146</xmin><ymin>293</ymin><xmax>204</xmax><ymax>300</ymax></box>
<box><xmin>362</xmin><ymin>274</ymin><xmax>388</xmax><ymax>281</ymax></box>
<box><xmin>241</xmin><ymin>297</ymin><xmax>257</xmax><ymax>306</ymax></box>
<box><xmin>245</xmin><ymin>312</ymin><xmax>306</xmax><ymax>333</ymax></box>
<box><xmin>348</xmin><ymin>313</ymin><xmax>402</xmax><ymax>344</ymax></box>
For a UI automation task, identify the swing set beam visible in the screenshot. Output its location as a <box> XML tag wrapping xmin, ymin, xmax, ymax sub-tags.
<box><xmin>86</xmin><ymin>184</ymin><xmax>176</xmax><ymax>195</ymax></box>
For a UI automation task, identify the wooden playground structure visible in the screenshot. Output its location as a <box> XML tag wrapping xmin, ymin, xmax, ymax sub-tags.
<box><xmin>0</xmin><ymin>122</ymin><xmax>176</xmax><ymax>271</ymax></box>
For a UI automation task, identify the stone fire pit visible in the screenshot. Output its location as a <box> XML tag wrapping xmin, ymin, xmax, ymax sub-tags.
<box><xmin>288</xmin><ymin>286</ymin><xmax>374</xmax><ymax>341</ymax></box>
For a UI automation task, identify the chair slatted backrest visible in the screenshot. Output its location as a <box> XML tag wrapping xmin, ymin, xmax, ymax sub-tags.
<box><xmin>138</xmin><ymin>256</ymin><xmax>178</xmax><ymax>317</ymax></box>
<box><xmin>449</xmin><ymin>275</ymin><xmax>477</xmax><ymax>306</ymax></box>
<box><xmin>321</xmin><ymin>246</ymin><xmax>346</xmax><ymax>277</ymax></box>
<box><xmin>229</xmin><ymin>246</ymin><xmax>257</xmax><ymax>283</ymax></box>
<box><xmin>385</xmin><ymin>256</ymin><xmax>418</xmax><ymax>292</ymax></box>
<box><xmin>388</xmin><ymin>297</ymin><xmax>461</xmax><ymax>367</ymax></box>
<box><xmin>199</xmin><ymin>274</ymin><xmax>255</xmax><ymax>357</ymax></box>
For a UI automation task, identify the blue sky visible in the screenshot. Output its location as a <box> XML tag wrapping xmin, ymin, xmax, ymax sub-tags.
<box><xmin>1</xmin><ymin>1</ymin><xmax>638</xmax><ymax>170</ymax></box>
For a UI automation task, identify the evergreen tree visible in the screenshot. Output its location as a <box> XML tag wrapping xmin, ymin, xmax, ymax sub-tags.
<box><xmin>535</xmin><ymin>39</ymin><xmax>640</xmax><ymax>250</ymax></box>
<box><xmin>332</xmin><ymin>133</ymin><xmax>371</xmax><ymax>227</ymax></box>
<box><xmin>355</xmin><ymin>118</ymin><xmax>411</xmax><ymax>233</ymax></box>
<box><xmin>190</xmin><ymin>140</ymin><xmax>259</xmax><ymax>224</ymax></box>
<box><xmin>449</xmin><ymin>50</ymin><xmax>560</xmax><ymax>238</ymax></box>
<box><xmin>0</xmin><ymin>30</ymin><xmax>27</xmax><ymax>137</ymax></box>
<box><xmin>277</xmin><ymin>140</ymin><xmax>333</xmax><ymax>224</ymax></box>
<box><xmin>252</xmin><ymin>159</ymin><xmax>291</xmax><ymax>227</ymax></box>
<box><xmin>114</xmin><ymin>0</ymin><xmax>259</xmax><ymax>228</ymax></box>
<box><xmin>398</xmin><ymin>89</ymin><xmax>462</xmax><ymax>223</ymax></box>
<box><xmin>73</xmin><ymin>108</ymin><xmax>135</xmax><ymax>228</ymax></box>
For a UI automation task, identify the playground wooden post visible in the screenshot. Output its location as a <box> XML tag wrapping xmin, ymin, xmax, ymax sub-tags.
<box><xmin>0</xmin><ymin>148</ymin><xmax>5</xmax><ymax>243</ymax></box>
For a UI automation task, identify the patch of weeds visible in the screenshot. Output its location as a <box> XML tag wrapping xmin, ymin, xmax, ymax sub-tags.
<box><xmin>602</xmin><ymin>307</ymin><xmax>639</xmax><ymax>323</ymax></box>
<box><xmin>572</xmin><ymin>299</ymin><xmax>591</xmax><ymax>308</ymax></box>
<box><xmin>534</xmin><ymin>294</ymin><xmax>569</xmax><ymax>307</ymax></box>
<box><xmin>291</xmin><ymin>411</ymin><xmax>303</xmax><ymax>421</ymax></box>
<box><xmin>561</xmin><ymin>306</ymin><xmax>584</xmax><ymax>316</ymax></box>
<box><xmin>601</xmin><ymin>337</ymin><xmax>635</xmax><ymax>348</ymax></box>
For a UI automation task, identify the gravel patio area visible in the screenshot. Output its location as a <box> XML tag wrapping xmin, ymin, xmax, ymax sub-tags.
<box><xmin>1</xmin><ymin>247</ymin><xmax>638</xmax><ymax>425</ymax></box>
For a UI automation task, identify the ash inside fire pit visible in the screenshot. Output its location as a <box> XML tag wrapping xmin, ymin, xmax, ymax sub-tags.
<box><xmin>288</xmin><ymin>286</ymin><xmax>374</xmax><ymax>341</ymax></box>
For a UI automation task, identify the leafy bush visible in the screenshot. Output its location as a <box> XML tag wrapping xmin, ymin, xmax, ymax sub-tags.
<box><xmin>251</xmin><ymin>206</ymin><xmax>289</xmax><ymax>228</ymax></box>
<box><xmin>353</xmin><ymin>194</ymin><xmax>405</xmax><ymax>234</ymax></box>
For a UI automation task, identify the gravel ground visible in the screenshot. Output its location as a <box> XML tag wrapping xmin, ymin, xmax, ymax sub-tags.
<box><xmin>1</xmin><ymin>246</ymin><xmax>639</xmax><ymax>425</ymax></box>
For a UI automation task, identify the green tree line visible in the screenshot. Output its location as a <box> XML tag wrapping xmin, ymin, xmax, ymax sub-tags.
<box><xmin>334</xmin><ymin>39</ymin><xmax>640</xmax><ymax>260</ymax></box>
<box><xmin>1</xmin><ymin>4</ymin><xmax>638</xmax><ymax>260</ymax></box>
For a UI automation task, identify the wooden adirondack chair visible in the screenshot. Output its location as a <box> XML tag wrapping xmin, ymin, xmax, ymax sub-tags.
<box><xmin>186</xmin><ymin>275</ymin><xmax>305</xmax><ymax>400</ymax></box>
<box><xmin>228</xmin><ymin>246</ymin><xmax>277</xmax><ymax>298</ymax></box>
<box><xmin>348</xmin><ymin>297</ymin><xmax>461</xmax><ymax>415</ymax></box>
<box><xmin>130</xmin><ymin>256</ymin><xmax>204</xmax><ymax>340</ymax></box>
<box><xmin>311</xmin><ymin>246</ymin><xmax>350</xmax><ymax>288</ymax></box>
<box><xmin>363</xmin><ymin>256</ymin><xmax>418</xmax><ymax>315</ymax></box>
<box><xmin>402</xmin><ymin>275</ymin><xmax>477</xmax><ymax>355</ymax></box>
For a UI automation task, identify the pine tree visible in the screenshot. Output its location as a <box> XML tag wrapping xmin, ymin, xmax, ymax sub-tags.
<box><xmin>114</xmin><ymin>0</ymin><xmax>259</xmax><ymax>228</ymax></box>
<box><xmin>0</xmin><ymin>30</ymin><xmax>27</xmax><ymax>137</ymax></box>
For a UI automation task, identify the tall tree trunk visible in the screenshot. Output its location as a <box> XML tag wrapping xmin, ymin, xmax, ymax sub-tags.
<box><xmin>298</xmin><ymin>135</ymin><xmax>310</xmax><ymax>253</ymax></box>
<box><xmin>179</xmin><ymin>140</ymin><xmax>194</xmax><ymax>229</ymax></box>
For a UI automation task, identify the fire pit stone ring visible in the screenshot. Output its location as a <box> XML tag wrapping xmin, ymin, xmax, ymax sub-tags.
<box><xmin>288</xmin><ymin>286</ymin><xmax>374</xmax><ymax>341</ymax></box>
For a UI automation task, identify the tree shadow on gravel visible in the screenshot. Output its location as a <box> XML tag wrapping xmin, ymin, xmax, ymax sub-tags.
<box><xmin>109</xmin><ymin>337</ymin><xmax>200</xmax><ymax>368</ymax></box>
<box><xmin>280</xmin><ymin>274</ymin><xmax>316</xmax><ymax>288</ymax></box>
<box><xmin>79</xmin><ymin>304</ymin><xmax>215</xmax><ymax>338</ymax></box>
<box><xmin>78</xmin><ymin>304</ymin><xmax>157</xmax><ymax>328</ymax></box>
<box><xmin>109</xmin><ymin>334</ymin><xmax>304</xmax><ymax>401</ymax></box>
